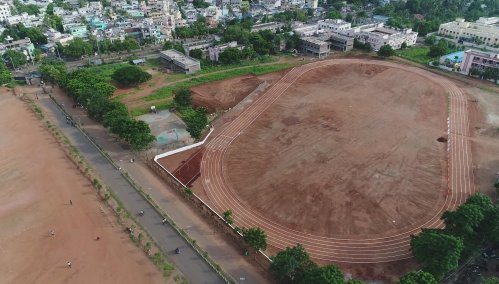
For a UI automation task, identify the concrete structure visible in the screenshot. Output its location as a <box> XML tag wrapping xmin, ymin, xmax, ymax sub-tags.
<box><xmin>438</xmin><ymin>17</ymin><xmax>499</xmax><ymax>48</ymax></box>
<box><xmin>306</xmin><ymin>0</ymin><xmax>318</xmax><ymax>9</ymax></box>
<box><xmin>65</xmin><ymin>24</ymin><xmax>88</xmax><ymax>38</ymax></box>
<box><xmin>182</xmin><ymin>38</ymin><xmax>215</xmax><ymax>55</ymax></box>
<box><xmin>460</xmin><ymin>49</ymin><xmax>499</xmax><ymax>74</ymax></box>
<box><xmin>159</xmin><ymin>49</ymin><xmax>201</xmax><ymax>74</ymax></box>
<box><xmin>0</xmin><ymin>3</ymin><xmax>11</xmax><ymax>21</ymax></box>
<box><xmin>329</xmin><ymin>33</ymin><xmax>353</xmax><ymax>52</ymax></box>
<box><xmin>208</xmin><ymin>41</ymin><xmax>240</xmax><ymax>61</ymax></box>
<box><xmin>293</xmin><ymin>22</ymin><xmax>319</xmax><ymax>36</ymax></box>
<box><xmin>251</xmin><ymin>22</ymin><xmax>284</xmax><ymax>33</ymax></box>
<box><xmin>318</xmin><ymin>19</ymin><xmax>351</xmax><ymax>33</ymax></box>
<box><xmin>0</xmin><ymin>37</ymin><xmax>35</xmax><ymax>62</ymax></box>
<box><xmin>301</xmin><ymin>36</ymin><xmax>330</xmax><ymax>58</ymax></box>
<box><xmin>344</xmin><ymin>23</ymin><xmax>417</xmax><ymax>51</ymax></box>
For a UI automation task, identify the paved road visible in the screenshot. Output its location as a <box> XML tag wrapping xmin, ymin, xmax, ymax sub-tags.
<box><xmin>38</xmin><ymin>96</ymin><xmax>225</xmax><ymax>284</ymax></box>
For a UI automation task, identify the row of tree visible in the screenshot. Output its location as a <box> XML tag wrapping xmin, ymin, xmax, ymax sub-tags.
<box><xmin>57</xmin><ymin>37</ymin><xmax>141</xmax><ymax>59</ymax></box>
<box><xmin>39</xmin><ymin>60</ymin><xmax>154</xmax><ymax>150</ymax></box>
<box><xmin>410</xmin><ymin>193</ymin><xmax>499</xmax><ymax>279</ymax></box>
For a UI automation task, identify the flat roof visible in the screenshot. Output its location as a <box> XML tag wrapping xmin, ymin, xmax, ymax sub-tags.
<box><xmin>160</xmin><ymin>49</ymin><xmax>200</xmax><ymax>68</ymax></box>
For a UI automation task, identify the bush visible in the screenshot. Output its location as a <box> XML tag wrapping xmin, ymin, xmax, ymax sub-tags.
<box><xmin>377</xmin><ymin>44</ymin><xmax>395</xmax><ymax>58</ymax></box>
<box><xmin>112</xmin><ymin>65</ymin><xmax>152</xmax><ymax>87</ymax></box>
<box><xmin>181</xmin><ymin>107</ymin><xmax>208</xmax><ymax>140</ymax></box>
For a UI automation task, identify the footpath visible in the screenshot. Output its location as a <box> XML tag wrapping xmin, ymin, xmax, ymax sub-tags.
<box><xmin>31</xmin><ymin>84</ymin><xmax>269</xmax><ymax>284</ymax></box>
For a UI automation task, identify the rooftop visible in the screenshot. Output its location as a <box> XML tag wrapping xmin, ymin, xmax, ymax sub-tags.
<box><xmin>160</xmin><ymin>49</ymin><xmax>200</xmax><ymax>67</ymax></box>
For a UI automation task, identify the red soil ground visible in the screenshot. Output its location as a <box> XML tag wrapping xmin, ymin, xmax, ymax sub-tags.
<box><xmin>224</xmin><ymin>63</ymin><xmax>448</xmax><ymax>237</ymax></box>
<box><xmin>0</xmin><ymin>92</ymin><xmax>165</xmax><ymax>284</ymax></box>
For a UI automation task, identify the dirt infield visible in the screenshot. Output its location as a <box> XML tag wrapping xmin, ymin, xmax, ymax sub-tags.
<box><xmin>0</xmin><ymin>92</ymin><xmax>164</xmax><ymax>284</ymax></box>
<box><xmin>200</xmin><ymin>58</ymin><xmax>475</xmax><ymax>266</ymax></box>
<box><xmin>224</xmin><ymin>63</ymin><xmax>448</xmax><ymax>237</ymax></box>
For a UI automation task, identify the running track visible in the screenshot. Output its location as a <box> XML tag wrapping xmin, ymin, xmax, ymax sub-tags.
<box><xmin>200</xmin><ymin>59</ymin><xmax>475</xmax><ymax>263</ymax></box>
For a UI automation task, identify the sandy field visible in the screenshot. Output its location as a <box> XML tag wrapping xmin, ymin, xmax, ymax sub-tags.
<box><xmin>224</xmin><ymin>63</ymin><xmax>448</xmax><ymax>237</ymax></box>
<box><xmin>0</xmin><ymin>92</ymin><xmax>164</xmax><ymax>284</ymax></box>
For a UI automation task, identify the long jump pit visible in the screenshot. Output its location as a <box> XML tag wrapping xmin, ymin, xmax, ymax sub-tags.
<box><xmin>159</xmin><ymin>59</ymin><xmax>475</xmax><ymax>277</ymax></box>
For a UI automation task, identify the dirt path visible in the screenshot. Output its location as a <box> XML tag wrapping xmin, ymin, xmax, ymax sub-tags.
<box><xmin>0</xmin><ymin>91</ymin><xmax>165</xmax><ymax>284</ymax></box>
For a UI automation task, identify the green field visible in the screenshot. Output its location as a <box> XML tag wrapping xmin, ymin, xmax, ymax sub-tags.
<box><xmin>396</xmin><ymin>47</ymin><xmax>436</xmax><ymax>64</ymax></box>
<box><xmin>85</xmin><ymin>63</ymin><xmax>131</xmax><ymax>82</ymax></box>
<box><xmin>143</xmin><ymin>63</ymin><xmax>297</xmax><ymax>102</ymax></box>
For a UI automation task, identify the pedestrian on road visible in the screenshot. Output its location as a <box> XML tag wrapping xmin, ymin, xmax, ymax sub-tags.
<box><xmin>67</xmin><ymin>261</ymin><xmax>71</xmax><ymax>268</ymax></box>
<box><xmin>50</xmin><ymin>230</ymin><xmax>55</xmax><ymax>237</ymax></box>
<box><xmin>96</xmin><ymin>236</ymin><xmax>100</xmax><ymax>241</ymax></box>
<box><xmin>69</xmin><ymin>200</ymin><xmax>73</xmax><ymax>205</ymax></box>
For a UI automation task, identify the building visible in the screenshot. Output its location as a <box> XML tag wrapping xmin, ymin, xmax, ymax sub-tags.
<box><xmin>182</xmin><ymin>38</ymin><xmax>215</xmax><ymax>55</ymax></box>
<box><xmin>208</xmin><ymin>41</ymin><xmax>240</xmax><ymax>61</ymax></box>
<box><xmin>318</xmin><ymin>19</ymin><xmax>351</xmax><ymax>32</ymax></box>
<box><xmin>251</xmin><ymin>22</ymin><xmax>284</xmax><ymax>33</ymax></box>
<box><xmin>64</xmin><ymin>24</ymin><xmax>88</xmax><ymax>38</ymax></box>
<box><xmin>460</xmin><ymin>49</ymin><xmax>499</xmax><ymax>74</ymax></box>
<box><xmin>159</xmin><ymin>49</ymin><xmax>201</xmax><ymax>74</ymax></box>
<box><xmin>438</xmin><ymin>17</ymin><xmax>499</xmax><ymax>48</ymax></box>
<box><xmin>344</xmin><ymin>23</ymin><xmax>417</xmax><ymax>51</ymax></box>
<box><xmin>301</xmin><ymin>37</ymin><xmax>330</xmax><ymax>58</ymax></box>
<box><xmin>293</xmin><ymin>22</ymin><xmax>319</xmax><ymax>36</ymax></box>
<box><xmin>306</xmin><ymin>0</ymin><xmax>317</xmax><ymax>9</ymax></box>
<box><xmin>0</xmin><ymin>37</ymin><xmax>35</xmax><ymax>62</ymax></box>
<box><xmin>329</xmin><ymin>33</ymin><xmax>353</xmax><ymax>52</ymax></box>
<box><xmin>0</xmin><ymin>3</ymin><xmax>11</xmax><ymax>21</ymax></box>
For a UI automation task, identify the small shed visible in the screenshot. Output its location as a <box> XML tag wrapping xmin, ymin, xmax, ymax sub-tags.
<box><xmin>131</xmin><ymin>58</ymin><xmax>146</xmax><ymax>65</ymax></box>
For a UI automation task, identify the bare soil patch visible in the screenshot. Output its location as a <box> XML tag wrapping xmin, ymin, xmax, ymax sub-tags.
<box><xmin>224</xmin><ymin>63</ymin><xmax>448</xmax><ymax>237</ymax></box>
<box><xmin>0</xmin><ymin>92</ymin><xmax>164</xmax><ymax>284</ymax></box>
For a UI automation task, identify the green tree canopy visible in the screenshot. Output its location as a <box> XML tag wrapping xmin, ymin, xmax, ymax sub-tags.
<box><xmin>0</xmin><ymin>62</ymin><xmax>11</xmax><ymax>84</ymax></box>
<box><xmin>242</xmin><ymin>227</ymin><xmax>267</xmax><ymax>251</ymax></box>
<box><xmin>63</xmin><ymin>38</ymin><xmax>93</xmax><ymax>58</ymax></box>
<box><xmin>377</xmin><ymin>44</ymin><xmax>395</xmax><ymax>58</ymax></box>
<box><xmin>181</xmin><ymin>107</ymin><xmax>208</xmax><ymax>140</ymax></box>
<box><xmin>1</xmin><ymin>24</ymin><xmax>47</xmax><ymax>45</ymax></box>
<box><xmin>326</xmin><ymin>10</ymin><xmax>342</xmax><ymax>19</ymax></box>
<box><xmin>482</xmin><ymin>277</ymin><xmax>499</xmax><ymax>284</ymax></box>
<box><xmin>298</xmin><ymin>264</ymin><xmax>344</xmax><ymax>284</ymax></box>
<box><xmin>410</xmin><ymin>229</ymin><xmax>464</xmax><ymax>279</ymax></box>
<box><xmin>398</xmin><ymin>271</ymin><xmax>437</xmax><ymax>284</ymax></box>
<box><xmin>219</xmin><ymin>47</ymin><xmax>242</xmax><ymax>64</ymax></box>
<box><xmin>173</xmin><ymin>88</ymin><xmax>192</xmax><ymax>109</ymax></box>
<box><xmin>442</xmin><ymin>203</ymin><xmax>484</xmax><ymax>238</ymax></box>
<box><xmin>189</xmin><ymin>49</ymin><xmax>203</xmax><ymax>60</ymax></box>
<box><xmin>223</xmin><ymin>210</ymin><xmax>233</xmax><ymax>224</ymax></box>
<box><xmin>2</xmin><ymin>49</ymin><xmax>28</xmax><ymax>68</ymax></box>
<box><xmin>111</xmin><ymin>65</ymin><xmax>152</xmax><ymax>87</ymax></box>
<box><xmin>14</xmin><ymin>0</ymin><xmax>40</xmax><ymax>15</ymax></box>
<box><xmin>270</xmin><ymin>244</ymin><xmax>315</xmax><ymax>283</ymax></box>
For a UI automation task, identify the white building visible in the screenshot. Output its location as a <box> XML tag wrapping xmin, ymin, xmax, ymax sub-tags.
<box><xmin>318</xmin><ymin>19</ymin><xmax>351</xmax><ymax>32</ymax></box>
<box><xmin>460</xmin><ymin>49</ymin><xmax>499</xmax><ymax>74</ymax></box>
<box><xmin>344</xmin><ymin>23</ymin><xmax>417</xmax><ymax>51</ymax></box>
<box><xmin>306</xmin><ymin>0</ymin><xmax>318</xmax><ymax>9</ymax></box>
<box><xmin>438</xmin><ymin>17</ymin><xmax>499</xmax><ymax>48</ymax></box>
<box><xmin>293</xmin><ymin>22</ymin><xmax>320</xmax><ymax>36</ymax></box>
<box><xmin>0</xmin><ymin>3</ymin><xmax>11</xmax><ymax>21</ymax></box>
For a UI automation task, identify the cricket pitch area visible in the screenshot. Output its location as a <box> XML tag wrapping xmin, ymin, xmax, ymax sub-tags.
<box><xmin>159</xmin><ymin>59</ymin><xmax>475</xmax><ymax>264</ymax></box>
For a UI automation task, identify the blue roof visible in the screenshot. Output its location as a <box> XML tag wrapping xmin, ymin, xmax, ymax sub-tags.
<box><xmin>443</xmin><ymin>51</ymin><xmax>464</xmax><ymax>62</ymax></box>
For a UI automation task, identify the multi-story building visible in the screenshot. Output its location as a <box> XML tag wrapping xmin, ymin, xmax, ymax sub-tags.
<box><xmin>343</xmin><ymin>23</ymin><xmax>417</xmax><ymax>51</ymax></box>
<box><xmin>460</xmin><ymin>49</ymin><xmax>499</xmax><ymax>74</ymax></box>
<box><xmin>438</xmin><ymin>17</ymin><xmax>499</xmax><ymax>48</ymax></box>
<box><xmin>329</xmin><ymin>33</ymin><xmax>354</xmax><ymax>52</ymax></box>
<box><xmin>293</xmin><ymin>22</ymin><xmax>320</xmax><ymax>36</ymax></box>
<box><xmin>160</xmin><ymin>49</ymin><xmax>201</xmax><ymax>74</ymax></box>
<box><xmin>0</xmin><ymin>37</ymin><xmax>35</xmax><ymax>62</ymax></box>
<box><xmin>318</xmin><ymin>19</ymin><xmax>351</xmax><ymax>33</ymax></box>
<box><xmin>301</xmin><ymin>36</ymin><xmax>330</xmax><ymax>58</ymax></box>
<box><xmin>251</xmin><ymin>22</ymin><xmax>284</xmax><ymax>33</ymax></box>
<box><xmin>64</xmin><ymin>24</ymin><xmax>88</xmax><ymax>38</ymax></box>
<box><xmin>182</xmin><ymin>38</ymin><xmax>215</xmax><ymax>55</ymax></box>
<box><xmin>0</xmin><ymin>3</ymin><xmax>11</xmax><ymax>21</ymax></box>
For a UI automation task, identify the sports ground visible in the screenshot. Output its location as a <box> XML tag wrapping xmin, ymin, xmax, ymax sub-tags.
<box><xmin>158</xmin><ymin>59</ymin><xmax>475</xmax><ymax>264</ymax></box>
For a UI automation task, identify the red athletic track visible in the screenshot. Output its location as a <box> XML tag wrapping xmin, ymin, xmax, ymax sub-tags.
<box><xmin>200</xmin><ymin>59</ymin><xmax>475</xmax><ymax>263</ymax></box>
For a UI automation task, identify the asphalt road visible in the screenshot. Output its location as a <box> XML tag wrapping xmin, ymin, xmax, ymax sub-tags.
<box><xmin>39</xmin><ymin>96</ymin><xmax>226</xmax><ymax>284</ymax></box>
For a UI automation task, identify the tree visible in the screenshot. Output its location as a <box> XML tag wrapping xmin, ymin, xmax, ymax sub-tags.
<box><xmin>482</xmin><ymin>277</ymin><xmax>499</xmax><ymax>284</ymax></box>
<box><xmin>377</xmin><ymin>44</ymin><xmax>395</xmax><ymax>58</ymax></box>
<box><xmin>44</xmin><ymin>14</ymin><xmax>64</xmax><ymax>33</ymax></box>
<box><xmin>442</xmin><ymin>203</ymin><xmax>484</xmax><ymax>239</ymax></box>
<box><xmin>223</xmin><ymin>210</ymin><xmax>233</xmax><ymax>225</ymax></box>
<box><xmin>13</xmin><ymin>0</ymin><xmax>40</xmax><ymax>15</ymax></box>
<box><xmin>326</xmin><ymin>10</ymin><xmax>342</xmax><ymax>19</ymax></box>
<box><xmin>173</xmin><ymin>88</ymin><xmax>192</xmax><ymax>109</ymax></box>
<box><xmin>181</xmin><ymin>107</ymin><xmax>208</xmax><ymax>140</ymax></box>
<box><xmin>427</xmin><ymin>45</ymin><xmax>447</xmax><ymax>58</ymax></box>
<box><xmin>1</xmin><ymin>24</ymin><xmax>47</xmax><ymax>45</ymax></box>
<box><xmin>410</xmin><ymin>229</ymin><xmax>464</xmax><ymax>279</ymax></box>
<box><xmin>345</xmin><ymin>13</ymin><xmax>353</xmax><ymax>22</ymax></box>
<box><xmin>298</xmin><ymin>265</ymin><xmax>344</xmax><ymax>284</ymax></box>
<box><xmin>398</xmin><ymin>271</ymin><xmax>437</xmax><ymax>284</ymax></box>
<box><xmin>111</xmin><ymin>65</ymin><xmax>152</xmax><ymax>87</ymax></box>
<box><xmin>63</xmin><ymin>38</ymin><xmax>93</xmax><ymax>58</ymax></box>
<box><xmin>242</xmin><ymin>227</ymin><xmax>267</xmax><ymax>251</ymax></box>
<box><xmin>39</xmin><ymin>59</ymin><xmax>67</xmax><ymax>84</ymax></box>
<box><xmin>0</xmin><ymin>62</ymin><xmax>11</xmax><ymax>84</ymax></box>
<box><xmin>219</xmin><ymin>47</ymin><xmax>242</xmax><ymax>65</ymax></box>
<box><xmin>189</xmin><ymin>48</ymin><xmax>203</xmax><ymax>60</ymax></box>
<box><xmin>270</xmin><ymin>244</ymin><xmax>314</xmax><ymax>283</ymax></box>
<box><xmin>193</xmin><ymin>0</ymin><xmax>209</xmax><ymax>8</ymax></box>
<box><xmin>2</xmin><ymin>49</ymin><xmax>27</xmax><ymax>68</ymax></box>
<box><xmin>424</xmin><ymin>35</ymin><xmax>437</xmax><ymax>45</ymax></box>
<box><xmin>125</xmin><ymin>120</ymin><xmax>155</xmax><ymax>151</ymax></box>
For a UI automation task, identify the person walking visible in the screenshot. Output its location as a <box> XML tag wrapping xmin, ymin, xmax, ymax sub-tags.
<box><xmin>50</xmin><ymin>230</ymin><xmax>55</xmax><ymax>237</ymax></box>
<box><xmin>69</xmin><ymin>200</ymin><xmax>72</xmax><ymax>205</ymax></box>
<box><xmin>67</xmin><ymin>261</ymin><xmax>72</xmax><ymax>268</ymax></box>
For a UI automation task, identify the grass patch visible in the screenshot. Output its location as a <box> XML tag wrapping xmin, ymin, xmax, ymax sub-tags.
<box><xmin>130</xmin><ymin>101</ymin><xmax>173</xmax><ymax>117</ymax></box>
<box><xmin>144</xmin><ymin>63</ymin><xmax>296</xmax><ymax>102</ymax></box>
<box><xmin>396</xmin><ymin>47</ymin><xmax>436</xmax><ymax>64</ymax></box>
<box><xmin>85</xmin><ymin>63</ymin><xmax>131</xmax><ymax>82</ymax></box>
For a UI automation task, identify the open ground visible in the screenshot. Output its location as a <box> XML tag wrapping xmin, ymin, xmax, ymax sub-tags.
<box><xmin>0</xmin><ymin>92</ymin><xmax>165</xmax><ymax>284</ymax></box>
<box><xmin>159</xmin><ymin>58</ymin><xmax>475</xmax><ymax>278</ymax></box>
